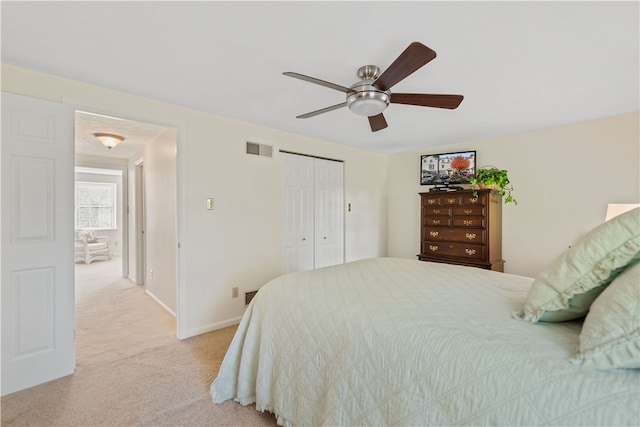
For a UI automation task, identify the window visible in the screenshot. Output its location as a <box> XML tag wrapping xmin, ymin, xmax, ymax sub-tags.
<box><xmin>75</xmin><ymin>182</ymin><xmax>117</xmax><ymax>230</ymax></box>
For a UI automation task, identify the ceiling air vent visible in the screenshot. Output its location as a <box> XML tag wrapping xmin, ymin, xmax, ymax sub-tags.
<box><xmin>246</xmin><ymin>141</ymin><xmax>273</xmax><ymax>158</ymax></box>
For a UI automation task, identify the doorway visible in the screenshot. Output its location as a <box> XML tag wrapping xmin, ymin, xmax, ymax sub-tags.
<box><xmin>74</xmin><ymin>109</ymin><xmax>179</xmax><ymax>344</ymax></box>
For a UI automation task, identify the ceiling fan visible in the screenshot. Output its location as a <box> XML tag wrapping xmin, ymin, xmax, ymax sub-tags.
<box><xmin>283</xmin><ymin>42</ymin><xmax>463</xmax><ymax>132</ymax></box>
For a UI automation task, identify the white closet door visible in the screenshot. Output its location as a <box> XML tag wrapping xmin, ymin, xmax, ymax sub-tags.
<box><xmin>1</xmin><ymin>92</ymin><xmax>75</xmax><ymax>395</ymax></box>
<box><xmin>313</xmin><ymin>158</ymin><xmax>344</xmax><ymax>268</ymax></box>
<box><xmin>282</xmin><ymin>153</ymin><xmax>314</xmax><ymax>274</ymax></box>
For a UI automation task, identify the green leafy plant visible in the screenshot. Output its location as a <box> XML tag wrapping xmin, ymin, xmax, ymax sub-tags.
<box><xmin>470</xmin><ymin>167</ymin><xmax>517</xmax><ymax>205</ymax></box>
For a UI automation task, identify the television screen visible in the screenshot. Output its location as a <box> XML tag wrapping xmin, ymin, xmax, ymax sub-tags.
<box><xmin>420</xmin><ymin>150</ymin><xmax>476</xmax><ymax>186</ymax></box>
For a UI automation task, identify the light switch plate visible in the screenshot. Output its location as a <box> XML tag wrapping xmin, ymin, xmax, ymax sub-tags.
<box><xmin>206</xmin><ymin>198</ymin><xmax>214</xmax><ymax>210</ymax></box>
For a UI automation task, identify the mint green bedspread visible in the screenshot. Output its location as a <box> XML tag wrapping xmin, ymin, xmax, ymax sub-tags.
<box><xmin>211</xmin><ymin>257</ymin><xmax>639</xmax><ymax>426</ymax></box>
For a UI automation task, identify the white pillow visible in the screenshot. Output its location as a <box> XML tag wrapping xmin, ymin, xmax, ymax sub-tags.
<box><xmin>571</xmin><ymin>261</ymin><xmax>640</xmax><ymax>369</ymax></box>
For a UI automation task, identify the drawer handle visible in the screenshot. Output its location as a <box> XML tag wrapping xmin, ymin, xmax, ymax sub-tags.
<box><xmin>433</xmin><ymin>209</ymin><xmax>440</xmax><ymax>214</ymax></box>
<box><xmin>464</xmin><ymin>209</ymin><xmax>472</xmax><ymax>215</ymax></box>
<box><xmin>465</xmin><ymin>248</ymin><xmax>477</xmax><ymax>256</ymax></box>
<box><xmin>447</xmin><ymin>198</ymin><xmax>456</xmax><ymax>204</ymax></box>
<box><xmin>432</xmin><ymin>219</ymin><xmax>440</xmax><ymax>225</ymax></box>
<box><xmin>469</xmin><ymin>198</ymin><xmax>478</xmax><ymax>204</ymax></box>
<box><xmin>465</xmin><ymin>233</ymin><xmax>476</xmax><ymax>240</ymax></box>
<box><xmin>429</xmin><ymin>245</ymin><xmax>439</xmax><ymax>252</ymax></box>
<box><xmin>428</xmin><ymin>199</ymin><xmax>436</xmax><ymax>205</ymax></box>
<box><xmin>463</xmin><ymin>220</ymin><xmax>473</xmax><ymax>226</ymax></box>
<box><xmin>430</xmin><ymin>231</ymin><xmax>439</xmax><ymax>237</ymax></box>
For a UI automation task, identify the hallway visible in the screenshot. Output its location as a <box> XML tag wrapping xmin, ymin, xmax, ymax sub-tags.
<box><xmin>74</xmin><ymin>256</ymin><xmax>176</xmax><ymax>367</ymax></box>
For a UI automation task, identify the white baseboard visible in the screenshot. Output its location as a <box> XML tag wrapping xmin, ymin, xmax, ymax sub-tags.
<box><xmin>145</xmin><ymin>289</ymin><xmax>176</xmax><ymax>317</ymax></box>
<box><xmin>180</xmin><ymin>317</ymin><xmax>243</xmax><ymax>340</ymax></box>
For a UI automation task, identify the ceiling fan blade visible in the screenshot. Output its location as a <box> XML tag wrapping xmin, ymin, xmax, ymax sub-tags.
<box><xmin>373</xmin><ymin>42</ymin><xmax>437</xmax><ymax>91</ymax></box>
<box><xmin>296</xmin><ymin>102</ymin><xmax>347</xmax><ymax>119</ymax></box>
<box><xmin>283</xmin><ymin>72</ymin><xmax>353</xmax><ymax>93</ymax></box>
<box><xmin>391</xmin><ymin>93</ymin><xmax>464</xmax><ymax>109</ymax></box>
<box><xmin>368</xmin><ymin>113</ymin><xmax>388</xmax><ymax>132</ymax></box>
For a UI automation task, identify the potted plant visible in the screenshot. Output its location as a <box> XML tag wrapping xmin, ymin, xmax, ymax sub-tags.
<box><xmin>470</xmin><ymin>166</ymin><xmax>517</xmax><ymax>205</ymax></box>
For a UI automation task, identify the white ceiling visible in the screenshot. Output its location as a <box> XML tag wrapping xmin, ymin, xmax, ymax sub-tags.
<box><xmin>2</xmin><ymin>1</ymin><xmax>638</xmax><ymax>155</ymax></box>
<box><xmin>75</xmin><ymin>111</ymin><xmax>168</xmax><ymax>159</ymax></box>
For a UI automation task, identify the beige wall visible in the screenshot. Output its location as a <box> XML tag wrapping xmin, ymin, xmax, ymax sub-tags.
<box><xmin>387</xmin><ymin>113</ymin><xmax>640</xmax><ymax>277</ymax></box>
<box><xmin>178</xmin><ymin>118</ymin><xmax>389</xmax><ymax>336</ymax></box>
<box><xmin>143</xmin><ymin>128</ymin><xmax>178</xmax><ymax>313</ymax></box>
<box><xmin>2</xmin><ymin>64</ymin><xmax>389</xmax><ymax>338</ymax></box>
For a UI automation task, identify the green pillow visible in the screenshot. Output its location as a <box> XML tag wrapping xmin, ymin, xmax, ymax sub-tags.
<box><xmin>571</xmin><ymin>261</ymin><xmax>640</xmax><ymax>369</ymax></box>
<box><xmin>514</xmin><ymin>207</ymin><xmax>640</xmax><ymax>323</ymax></box>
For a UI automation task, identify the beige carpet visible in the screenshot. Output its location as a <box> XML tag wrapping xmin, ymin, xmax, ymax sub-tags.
<box><xmin>1</xmin><ymin>257</ymin><xmax>277</xmax><ymax>426</ymax></box>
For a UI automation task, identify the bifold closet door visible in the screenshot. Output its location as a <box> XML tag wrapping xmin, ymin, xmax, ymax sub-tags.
<box><xmin>282</xmin><ymin>153</ymin><xmax>344</xmax><ymax>274</ymax></box>
<box><xmin>313</xmin><ymin>158</ymin><xmax>344</xmax><ymax>268</ymax></box>
<box><xmin>282</xmin><ymin>153</ymin><xmax>315</xmax><ymax>274</ymax></box>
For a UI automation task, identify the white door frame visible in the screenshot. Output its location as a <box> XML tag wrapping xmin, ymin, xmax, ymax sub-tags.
<box><xmin>134</xmin><ymin>159</ymin><xmax>146</xmax><ymax>287</ymax></box>
<box><xmin>62</xmin><ymin>97</ymin><xmax>188</xmax><ymax>339</ymax></box>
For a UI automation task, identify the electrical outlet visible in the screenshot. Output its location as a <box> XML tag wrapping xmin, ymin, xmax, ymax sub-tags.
<box><xmin>149</xmin><ymin>269</ymin><xmax>154</xmax><ymax>279</ymax></box>
<box><xmin>232</xmin><ymin>287</ymin><xmax>239</xmax><ymax>298</ymax></box>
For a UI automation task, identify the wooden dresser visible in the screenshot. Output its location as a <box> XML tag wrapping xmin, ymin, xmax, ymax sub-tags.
<box><xmin>418</xmin><ymin>189</ymin><xmax>504</xmax><ymax>271</ymax></box>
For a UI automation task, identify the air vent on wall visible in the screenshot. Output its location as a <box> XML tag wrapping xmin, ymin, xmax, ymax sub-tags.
<box><xmin>246</xmin><ymin>141</ymin><xmax>273</xmax><ymax>158</ymax></box>
<box><xmin>245</xmin><ymin>290</ymin><xmax>258</xmax><ymax>306</ymax></box>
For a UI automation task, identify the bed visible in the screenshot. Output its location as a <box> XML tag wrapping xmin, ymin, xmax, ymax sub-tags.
<box><xmin>211</xmin><ymin>209</ymin><xmax>640</xmax><ymax>426</ymax></box>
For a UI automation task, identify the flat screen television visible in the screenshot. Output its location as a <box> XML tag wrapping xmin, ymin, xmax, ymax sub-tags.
<box><xmin>420</xmin><ymin>150</ymin><xmax>476</xmax><ymax>189</ymax></box>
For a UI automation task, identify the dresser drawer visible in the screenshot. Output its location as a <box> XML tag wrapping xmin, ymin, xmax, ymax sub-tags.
<box><xmin>422</xmin><ymin>196</ymin><xmax>442</xmax><ymax>206</ymax></box>
<box><xmin>422</xmin><ymin>195</ymin><xmax>462</xmax><ymax>207</ymax></box>
<box><xmin>423</xmin><ymin>216</ymin><xmax>451</xmax><ymax>226</ymax></box>
<box><xmin>441</xmin><ymin>195</ymin><xmax>461</xmax><ymax>206</ymax></box>
<box><xmin>421</xmin><ymin>242</ymin><xmax>486</xmax><ymax>261</ymax></box>
<box><xmin>452</xmin><ymin>217</ymin><xmax>485</xmax><ymax>228</ymax></box>
<box><xmin>423</xmin><ymin>227</ymin><xmax>486</xmax><ymax>244</ymax></box>
<box><xmin>422</xmin><ymin>206</ymin><xmax>451</xmax><ymax>217</ymax></box>
<box><xmin>462</xmin><ymin>194</ymin><xmax>486</xmax><ymax>205</ymax></box>
<box><xmin>453</xmin><ymin>206</ymin><xmax>484</xmax><ymax>216</ymax></box>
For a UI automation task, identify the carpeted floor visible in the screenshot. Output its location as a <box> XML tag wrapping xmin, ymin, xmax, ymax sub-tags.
<box><xmin>1</xmin><ymin>257</ymin><xmax>277</xmax><ymax>426</ymax></box>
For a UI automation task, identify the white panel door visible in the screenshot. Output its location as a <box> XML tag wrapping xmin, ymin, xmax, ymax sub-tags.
<box><xmin>1</xmin><ymin>92</ymin><xmax>75</xmax><ymax>395</ymax></box>
<box><xmin>282</xmin><ymin>153</ymin><xmax>314</xmax><ymax>274</ymax></box>
<box><xmin>313</xmin><ymin>158</ymin><xmax>344</xmax><ymax>268</ymax></box>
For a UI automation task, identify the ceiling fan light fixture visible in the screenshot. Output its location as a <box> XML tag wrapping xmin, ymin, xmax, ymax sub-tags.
<box><xmin>94</xmin><ymin>132</ymin><xmax>125</xmax><ymax>150</ymax></box>
<box><xmin>284</xmin><ymin>43</ymin><xmax>462</xmax><ymax>132</ymax></box>
<box><xmin>346</xmin><ymin>90</ymin><xmax>390</xmax><ymax>116</ymax></box>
